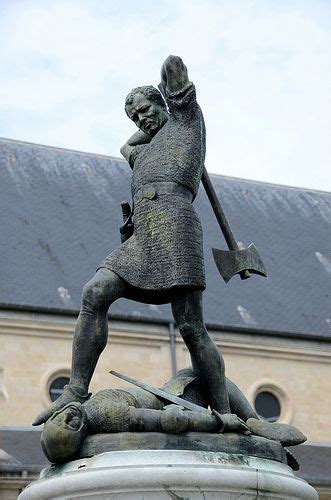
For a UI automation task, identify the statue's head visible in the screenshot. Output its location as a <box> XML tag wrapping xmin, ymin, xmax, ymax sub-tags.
<box><xmin>125</xmin><ymin>86</ymin><xmax>168</xmax><ymax>137</ymax></box>
<box><xmin>41</xmin><ymin>402</ymin><xmax>88</xmax><ymax>463</ymax></box>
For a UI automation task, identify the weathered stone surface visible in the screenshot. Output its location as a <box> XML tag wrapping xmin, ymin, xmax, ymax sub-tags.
<box><xmin>18</xmin><ymin>450</ymin><xmax>318</xmax><ymax>499</ymax></box>
<box><xmin>79</xmin><ymin>431</ymin><xmax>287</xmax><ymax>464</ymax></box>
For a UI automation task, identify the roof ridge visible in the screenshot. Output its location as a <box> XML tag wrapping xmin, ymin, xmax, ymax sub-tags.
<box><xmin>0</xmin><ymin>425</ymin><xmax>42</xmax><ymax>431</ymax></box>
<box><xmin>207</xmin><ymin>170</ymin><xmax>331</xmax><ymax>195</ymax></box>
<box><xmin>0</xmin><ymin>137</ymin><xmax>126</xmax><ymax>163</ymax></box>
<box><xmin>1</xmin><ymin>137</ymin><xmax>329</xmax><ymax>194</ymax></box>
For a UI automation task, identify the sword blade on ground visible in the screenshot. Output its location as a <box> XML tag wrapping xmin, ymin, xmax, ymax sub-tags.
<box><xmin>110</xmin><ymin>370</ymin><xmax>210</xmax><ymax>414</ymax></box>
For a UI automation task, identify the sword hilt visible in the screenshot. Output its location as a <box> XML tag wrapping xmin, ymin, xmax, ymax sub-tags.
<box><xmin>121</xmin><ymin>200</ymin><xmax>132</xmax><ymax>223</ymax></box>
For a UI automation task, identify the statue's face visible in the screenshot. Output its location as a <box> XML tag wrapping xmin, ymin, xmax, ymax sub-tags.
<box><xmin>126</xmin><ymin>93</ymin><xmax>168</xmax><ymax>137</ymax></box>
<box><xmin>41</xmin><ymin>403</ymin><xmax>87</xmax><ymax>463</ymax></box>
<box><xmin>50</xmin><ymin>403</ymin><xmax>85</xmax><ymax>431</ymax></box>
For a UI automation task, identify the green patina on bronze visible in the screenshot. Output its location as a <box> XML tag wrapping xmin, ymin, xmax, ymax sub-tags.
<box><xmin>33</xmin><ymin>55</ymin><xmax>233</xmax><ymax>430</ymax></box>
<box><xmin>33</xmin><ymin>55</ymin><xmax>304</xmax><ymax>474</ymax></box>
<box><xmin>40</xmin><ymin>367</ymin><xmax>305</xmax><ymax>466</ymax></box>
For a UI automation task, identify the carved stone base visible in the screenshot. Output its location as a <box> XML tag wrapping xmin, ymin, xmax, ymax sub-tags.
<box><xmin>19</xmin><ymin>449</ymin><xmax>317</xmax><ymax>499</ymax></box>
<box><xmin>80</xmin><ymin>431</ymin><xmax>288</xmax><ymax>463</ymax></box>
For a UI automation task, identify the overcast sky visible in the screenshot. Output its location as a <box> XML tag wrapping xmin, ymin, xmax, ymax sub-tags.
<box><xmin>0</xmin><ymin>0</ymin><xmax>330</xmax><ymax>191</ymax></box>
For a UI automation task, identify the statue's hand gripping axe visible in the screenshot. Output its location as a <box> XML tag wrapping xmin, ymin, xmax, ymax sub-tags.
<box><xmin>202</xmin><ymin>166</ymin><xmax>267</xmax><ymax>283</ymax></box>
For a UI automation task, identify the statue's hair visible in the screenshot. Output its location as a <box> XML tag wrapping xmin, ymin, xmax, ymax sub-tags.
<box><xmin>125</xmin><ymin>86</ymin><xmax>167</xmax><ymax>117</ymax></box>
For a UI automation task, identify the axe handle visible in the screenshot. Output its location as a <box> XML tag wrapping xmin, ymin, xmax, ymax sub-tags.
<box><xmin>202</xmin><ymin>166</ymin><xmax>250</xmax><ymax>280</ymax></box>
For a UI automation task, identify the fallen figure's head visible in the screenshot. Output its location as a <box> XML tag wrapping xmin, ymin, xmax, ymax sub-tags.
<box><xmin>41</xmin><ymin>402</ymin><xmax>88</xmax><ymax>463</ymax></box>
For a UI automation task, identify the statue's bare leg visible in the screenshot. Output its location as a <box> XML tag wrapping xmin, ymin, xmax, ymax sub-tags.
<box><xmin>33</xmin><ymin>268</ymin><xmax>125</xmax><ymax>425</ymax></box>
<box><xmin>171</xmin><ymin>290</ymin><xmax>230</xmax><ymax>414</ymax></box>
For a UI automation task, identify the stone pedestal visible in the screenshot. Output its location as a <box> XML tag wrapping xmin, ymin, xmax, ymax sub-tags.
<box><xmin>19</xmin><ymin>450</ymin><xmax>317</xmax><ymax>499</ymax></box>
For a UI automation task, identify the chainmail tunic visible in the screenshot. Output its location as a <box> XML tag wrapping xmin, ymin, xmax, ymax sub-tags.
<box><xmin>101</xmin><ymin>83</ymin><xmax>206</xmax><ymax>302</ymax></box>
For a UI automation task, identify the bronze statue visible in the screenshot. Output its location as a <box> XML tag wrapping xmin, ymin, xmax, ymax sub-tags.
<box><xmin>33</xmin><ymin>55</ymin><xmax>241</xmax><ymax>426</ymax></box>
<box><xmin>30</xmin><ymin>54</ymin><xmax>310</xmax><ymax>478</ymax></box>
<box><xmin>41</xmin><ymin>368</ymin><xmax>305</xmax><ymax>464</ymax></box>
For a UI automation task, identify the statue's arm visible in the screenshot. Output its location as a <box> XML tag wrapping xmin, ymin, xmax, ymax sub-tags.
<box><xmin>120</xmin><ymin>130</ymin><xmax>151</xmax><ymax>163</ymax></box>
<box><xmin>159</xmin><ymin>55</ymin><xmax>192</xmax><ymax>98</ymax></box>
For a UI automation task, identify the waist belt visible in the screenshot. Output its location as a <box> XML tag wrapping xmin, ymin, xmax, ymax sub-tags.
<box><xmin>133</xmin><ymin>182</ymin><xmax>193</xmax><ymax>205</ymax></box>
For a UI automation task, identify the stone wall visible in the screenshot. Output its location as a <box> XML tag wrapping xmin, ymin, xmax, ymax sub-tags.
<box><xmin>1</xmin><ymin>309</ymin><xmax>331</xmax><ymax>441</ymax></box>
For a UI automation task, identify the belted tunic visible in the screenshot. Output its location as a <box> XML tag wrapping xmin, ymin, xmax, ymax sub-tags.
<box><xmin>101</xmin><ymin>83</ymin><xmax>206</xmax><ymax>303</ymax></box>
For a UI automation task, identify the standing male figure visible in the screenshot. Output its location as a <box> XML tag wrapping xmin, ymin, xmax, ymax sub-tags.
<box><xmin>34</xmin><ymin>55</ymin><xmax>232</xmax><ymax>426</ymax></box>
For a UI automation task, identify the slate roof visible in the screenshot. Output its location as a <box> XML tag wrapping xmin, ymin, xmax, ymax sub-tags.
<box><xmin>293</xmin><ymin>442</ymin><xmax>331</xmax><ymax>486</ymax></box>
<box><xmin>0</xmin><ymin>427</ymin><xmax>49</xmax><ymax>471</ymax></box>
<box><xmin>0</xmin><ymin>138</ymin><xmax>330</xmax><ymax>339</ymax></box>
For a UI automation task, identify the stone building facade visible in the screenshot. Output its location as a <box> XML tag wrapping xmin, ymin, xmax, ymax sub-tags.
<box><xmin>1</xmin><ymin>309</ymin><xmax>330</xmax><ymax>441</ymax></box>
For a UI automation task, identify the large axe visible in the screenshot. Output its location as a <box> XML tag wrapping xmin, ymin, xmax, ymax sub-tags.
<box><xmin>202</xmin><ymin>166</ymin><xmax>267</xmax><ymax>283</ymax></box>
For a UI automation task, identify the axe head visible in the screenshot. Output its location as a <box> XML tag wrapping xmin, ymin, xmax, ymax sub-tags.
<box><xmin>212</xmin><ymin>243</ymin><xmax>267</xmax><ymax>283</ymax></box>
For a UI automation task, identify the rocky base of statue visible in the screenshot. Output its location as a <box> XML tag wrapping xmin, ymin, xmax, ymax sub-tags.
<box><xmin>19</xmin><ymin>446</ymin><xmax>317</xmax><ymax>499</ymax></box>
<box><xmin>19</xmin><ymin>433</ymin><xmax>317</xmax><ymax>500</ymax></box>
<box><xmin>78</xmin><ymin>431</ymin><xmax>294</xmax><ymax>464</ymax></box>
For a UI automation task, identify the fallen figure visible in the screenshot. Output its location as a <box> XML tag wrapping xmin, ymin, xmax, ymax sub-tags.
<box><xmin>41</xmin><ymin>367</ymin><xmax>306</xmax><ymax>466</ymax></box>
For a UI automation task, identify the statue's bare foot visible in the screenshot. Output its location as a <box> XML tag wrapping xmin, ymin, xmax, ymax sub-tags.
<box><xmin>213</xmin><ymin>411</ymin><xmax>251</xmax><ymax>435</ymax></box>
<box><xmin>246</xmin><ymin>418</ymin><xmax>306</xmax><ymax>446</ymax></box>
<box><xmin>32</xmin><ymin>385</ymin><xmax>90</xmax><ymax>426</ymax></box>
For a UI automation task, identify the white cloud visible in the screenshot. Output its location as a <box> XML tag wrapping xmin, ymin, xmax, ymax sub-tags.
<box><xmin>0</xmin><ymin>0</ymin><xmax>330</xmax><ymax>190</ymax></box>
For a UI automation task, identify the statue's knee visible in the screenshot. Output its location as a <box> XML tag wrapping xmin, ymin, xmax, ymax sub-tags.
<box><xmin>82</xmin><ymin>280</ymin><xmax>106</xmax><ymax>311</ymax></box>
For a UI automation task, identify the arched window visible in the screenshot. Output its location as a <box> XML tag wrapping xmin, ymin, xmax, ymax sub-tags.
<box><xmin>248</xmin><ymin>380</ymin><xmax>293</xmax><ymax>424</ymax></box>
<box><xmin>254</xmin><ymin>391</ymin><xmax>281</xmax><ymax>422</ymax></box>
<box><xmin>49</xmin><ymin>376</ymin><xmax>70</xmax><ymax>402</ymax></box>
